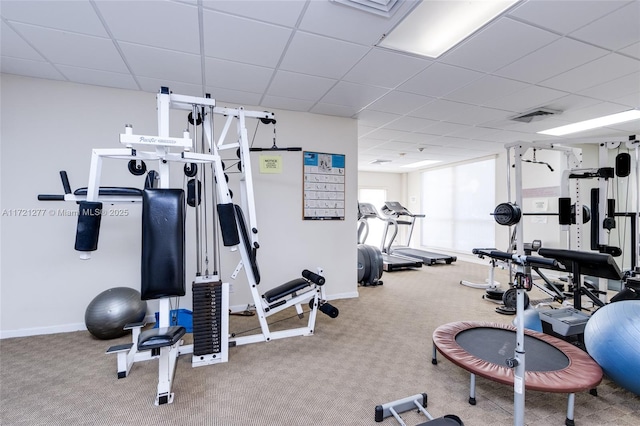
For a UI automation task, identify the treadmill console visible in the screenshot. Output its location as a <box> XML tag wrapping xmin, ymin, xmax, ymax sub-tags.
<box><xmin>358</xmin><ymin>203</ymin><xmax>378</xmax><ymax>218</ymax></box>
<box><xmin>383</xmin><ymin>201</ymin><xmax>411</xmax><ymax>216</ymax></box>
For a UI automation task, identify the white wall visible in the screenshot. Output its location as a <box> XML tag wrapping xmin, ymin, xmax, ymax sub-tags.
<box><xmin>0</xmin><ymin>74</ymin><xmax>358</xmax><ymax>338</ymax></box>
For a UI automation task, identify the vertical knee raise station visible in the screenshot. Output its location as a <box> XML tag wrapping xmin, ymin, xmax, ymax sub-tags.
<box><xmin>39</xmin><ymin>87</ymin><xmax>339</xmax><ymax>405</ymax></box>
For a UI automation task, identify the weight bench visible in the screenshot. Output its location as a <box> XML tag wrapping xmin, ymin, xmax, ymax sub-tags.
<box><xmin>375</xmin><ymin>393</ymin><xmax>463</xmax><ymax>425</ymax></box>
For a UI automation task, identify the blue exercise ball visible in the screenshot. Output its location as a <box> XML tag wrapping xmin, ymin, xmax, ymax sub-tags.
<box><xmin>584</xmin><ymin>300</ymin><xmax>640</xmax><ymax>395</ymax></box>
<box><xmin>85</xmin><ymin>287</ymin><xmax>147</xmax><ymax>340</ymax></box>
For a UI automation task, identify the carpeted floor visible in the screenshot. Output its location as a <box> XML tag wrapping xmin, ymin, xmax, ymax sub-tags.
<box><xmin>1</xmin><ymin>260</ymin><xmax>639</xmax><ymax>425</ymax></box>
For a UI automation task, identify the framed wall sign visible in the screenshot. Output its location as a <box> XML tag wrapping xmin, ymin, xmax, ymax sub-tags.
<box><xmin>303</xmin><ymin>151</ymin><xmax>345</xmax><ymax>220</ymax></box>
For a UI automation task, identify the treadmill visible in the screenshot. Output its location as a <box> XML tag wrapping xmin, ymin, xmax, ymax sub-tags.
<box><xmin>358</xmin><ymin>202</ymin><xmax>423</xmax><ymax>272</ymax></box>
<box><xmin>381</xmin><ymin>201</ymin><xmax>457</xmax><ymax>266</ymax></box>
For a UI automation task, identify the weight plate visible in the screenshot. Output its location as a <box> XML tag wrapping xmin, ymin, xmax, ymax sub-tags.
<box><xmin>493</xmin><ymin>202</ymin><xmax>521</xmax><ymax>226</ymax></box>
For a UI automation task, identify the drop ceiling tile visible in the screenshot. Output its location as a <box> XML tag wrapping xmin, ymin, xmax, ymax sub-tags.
<box><xmin>121</xmin><ymin>42</ymin><xmax>201</xmax><ymax>83</ymax></box>
<box><xmin>554</xmin><ymin>101</ymin><xmax>637</xmax><ymax>124</ymax></box>
<box><xmin>440</xmin><ymin>17</ymin><xmax>559</xmax><ymax>73</ymax></box>
<box><xmin>507</xmin><ymin>0</ymin><xmax>629</xmax><ymax>35</ymax></box>
<box><xmin>398</xmin><ymin>63</ymin><xmax>484</xmax><ymax>98</ymax></box>
<box><xmin>342</xmin><ymin>48</ymin><xmax>430</xmax><ymax>89</ymax></box>
<box><xmin>611</xmin><ymin>91</ymin><xmax>640</xmax><ymax>108</ymax></box>
<box><xmin>358</xmin><ymin>124</ymin><xmax>379</xmax><ymax>137</ymax></box>
<box><xmin>203</xmin><ymin>57</ymin><xmax>273</xmax><ymax>93</ymax></box>
<box><xmin>367</xmin><ymin>90</ymin><xmax>434</xmax><ymax>115</ymax></box>
<box><xmin>309</xmin><ymin>102</ymin><xmax>360</xmax><ymax>117</ymax></box>
<box><xmin>1</xmin><ymin>22</ymin><xmax>43</xmax><ymax>61</ymax></box>
<box><xmin>365</xmin><ymin>127</ymin><xmax>414</xmax><ymax>141</ymax></box>
<box><xmin>9</xmin><ymin>23</ymin><xmax>128</xmax><ymax>73</ymax></box>
<box><xmin>619</xmin><ymin>41</ymin><xmax>640</xmax><ymax>59</ymax></box>
<box><xmin>409</xmin><ymin>99</ymin><xmax>476</xmax><ymax>121</ymax></box>
<box><xmin>540</xmin><ymin>53</ymin><xmax>640</xmax><ymax>93</ymax></box>
<box><xmin>570</xmin><ymin>2</ymin><xmax>640</xmax><ymax>51</ymax></box>
<box><xmin>446</xmin><ymin>106</ymin><xmax>512</xmax><ymax>126</ymax></box>
<box><xmin>202</xmin><ymin>10</ymin><xmax>292</xmax><ymax>67</ymax></box>
<box><xmin>544</xmin><ymin>94</ymin><xmax>603</xmax><ymax>114</ymax></box>
<box><xmin>57</xmin><ymin>65</ymin><xmax>138</xmax><ymax>91</ymax></box>
<box><xmin>390</xmin><ymin>132</ymin><xmax>442</xmax><ymax>145</ymax></box>
<box><xmin>0</xmin><ymin>56</ymin><xmax>64</xmax><ymax>80</ymax></box>
<box><xmin>261</xmin><ymin>95</ymin><xmax>315</xmax><ymax>112</ymax></box>
<box><xmin>448</xmin><ymin>126</ymin><xmax>501</xmax><ymax>141</ymax></box>
<box><xmin>267</xmin><ymin>70</ymin><xmax>336</xmax><ymax>101</ymax></box>
<box><xmin>279</xmin><ymin>31</ymin><xmax>369</xmax><ymax>79</ymax></box>
<box><xmin>1</xmin><ymin>0</ymin><xmax>108</xmax><ymax>36</ymax></box>
<box><xmin>95</xmin><ymin>0</ymin><xmax>200</xmax><ymax>54</ymax></box>
<box><xmin>484</xmin><ymin>85</ymin><xmax>567</xmax><ymax>112</ymax></box>
<box><xmin>356</xmin><ymin>110</ymin><xmax>402</xmax><ymax>127</ymax></box>
<box><xmin>444</xmin><ymin>75</ymin><xmax>529</xmax><ymax>105</ymax></box>
<box><xmin>358</xmin><ymin>138</ymin><xmax>386</xmax><ymax>149</ymax></box>
<box><xmin>384</xmin><ymin>116</ymin><xmax>439</xmax><ymax>132</ymax></box>
<box><xmin>320</xmin><ymin>81</ymin><xmax>389</xmax><ymax>109</ymax></box>
<box><xmin>495</xmin><ymin>37</ymin><xmax>609</xmax><ymax>84</ymax></box>
<box><xmin>201</xmin><ymin>0</ymin><xmax>305</xmax><ymax>27</ymax></box>
<box><xmin>578</xmin><ymin>72</ymin><xmax>640</xmax><ymax>103</ymax></box>
<box><xmin>418</xmin><ymin>121</ymin><xmax>470</xmax><ymax>137</ymax></box>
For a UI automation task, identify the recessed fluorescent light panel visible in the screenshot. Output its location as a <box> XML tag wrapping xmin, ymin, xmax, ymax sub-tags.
<box><xmin>401</xmin><ymin>159</ymin><xmax>441</xmax><ymax>168</ymax></box>
<box><xmin>377</xmin><ymin>0</ymin><xmax>521</xmax><ymax>58</ymax></box>
<box><xmin>538</xmin><ymin>110</ymin><xmax>640</xmax><ymax>136</ymax></box>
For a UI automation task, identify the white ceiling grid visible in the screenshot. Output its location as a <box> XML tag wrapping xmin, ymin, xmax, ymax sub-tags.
<box><xmin>1</xmin><ymin>0</ymin><xmax>639</xmax><ymax>172</ymax></box>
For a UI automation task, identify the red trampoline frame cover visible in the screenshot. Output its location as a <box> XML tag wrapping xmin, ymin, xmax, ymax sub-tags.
<box><xmin>433</xmin><ymin>321</ymin><xmax>602</xmax><ymax>393</ymax></box>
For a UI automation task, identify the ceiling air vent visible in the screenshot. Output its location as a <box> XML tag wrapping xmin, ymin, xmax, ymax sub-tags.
<box><xmin>331</xmin><ymin>0</ymin><xmax>401</xmax><ymax>18</ymax></box>
<box><xmin>510</xmin><ymin>108</ymin><xmax>562</xmax><ymax>123</ymax></box>
<box><xmin>370</xmin><ymin>159</ymin><xmax>392</xmax><ymax>165</ymax></box>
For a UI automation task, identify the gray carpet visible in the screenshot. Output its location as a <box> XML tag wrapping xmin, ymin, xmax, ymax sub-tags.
<box><xmin>1</xmin><ymin>261</ymin><xmax>639</xmax><ymax>425</ymax></box>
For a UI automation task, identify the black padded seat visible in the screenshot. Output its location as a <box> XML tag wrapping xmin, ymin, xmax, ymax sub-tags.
<box><xmin>263</xmin><ymin>278</ymin><xmax>311</xmax><ymax>303</ymax></box>
<box><xmin>138</xmin><ymin>326</ymin><xmax>186</xmax><ymax>351</ymax></box>
<box><xmin>74</xmin><ymin>187</ymin><xmax>143</xmax><ymax>197</ymax></box>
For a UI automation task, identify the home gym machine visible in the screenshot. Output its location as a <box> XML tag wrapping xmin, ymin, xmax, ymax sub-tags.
<box><xmin>358</xmin><ymin>202</ymin><xmax>421</xmax><ymax>273</ymax></box>
<box><xmin>380</xmin><ymin>201</ymin><xmax>457</xmax><ymax>266</ymax></box>
<box><xmin>38</xmin><ymin>87</ymin><xmax>339</xmax><ymax>405</ymax></box>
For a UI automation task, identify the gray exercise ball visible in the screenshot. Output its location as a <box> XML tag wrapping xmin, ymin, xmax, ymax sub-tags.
<box><xmin>85</xmin><ymin>287</ymin><xmax>147</xmax><ymax>340</ymax></box>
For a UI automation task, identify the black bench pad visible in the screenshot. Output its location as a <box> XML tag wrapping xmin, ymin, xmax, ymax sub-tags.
<box><xmin>263</xmin><ymin>278</ymin><xmax>311</xmax><ymax>303</ymax></box>
<box><xmin>138</xmin><ymin>326</ymin><xmax>186</xmax><ymax>351</ymax></box>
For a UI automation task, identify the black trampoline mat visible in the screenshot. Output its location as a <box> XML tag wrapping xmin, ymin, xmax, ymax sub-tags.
<box><xmin>455</xmin><ymin>327</ymin><xmax>569</xmax><ymax>372</ymax></box>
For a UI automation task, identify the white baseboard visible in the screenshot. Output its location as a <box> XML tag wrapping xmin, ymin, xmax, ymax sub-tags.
<box><xmin>0</xmin><ymin>322</ymin><xmax>87</xmax><ymax>339</ymax></box>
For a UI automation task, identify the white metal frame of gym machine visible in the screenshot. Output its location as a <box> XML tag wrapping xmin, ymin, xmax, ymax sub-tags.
<box><xmin>74</xmin><ymin>87</ymin><xmax>330</xmax><ymax>404</ymax></box>
<box><xmin>501</xmin><ymin>141</ymin><xmax>583</xmax><ymax>426</ymax></box>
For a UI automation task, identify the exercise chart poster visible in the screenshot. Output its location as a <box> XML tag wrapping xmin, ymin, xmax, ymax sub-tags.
<box><xmin>303</xmin><ymin>151</ymin><xmax>345</xmax><ymax>220</ymax></box>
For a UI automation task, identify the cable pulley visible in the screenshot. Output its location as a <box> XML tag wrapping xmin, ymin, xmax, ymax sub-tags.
<box><xmin>127</xmin><ymin>160</ymin><xmax>147</xmax><ymax>176</ymax></box>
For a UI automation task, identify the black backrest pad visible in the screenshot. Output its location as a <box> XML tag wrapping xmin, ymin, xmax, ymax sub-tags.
<box><xmin>141</xmin><ymin>189</ymin><xmax>186</xmax><ymax>300</ymax></box>
<box><xmin>234</xmin><ymin>205</ymin><xmax>260</xmax><ymax>285</ymax></box>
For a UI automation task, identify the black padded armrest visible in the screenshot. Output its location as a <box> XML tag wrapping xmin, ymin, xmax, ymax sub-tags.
<box><xmin>138</xmin><ymin>326</ymin><xmax>186</xmax><ymax>351</ymax></box>
<box><xmin>74</xmin><ymin>187</ymin><xmax>143</xmax><ymax>197</ymax></box>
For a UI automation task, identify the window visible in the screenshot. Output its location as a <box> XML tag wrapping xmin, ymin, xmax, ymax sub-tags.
<box><xmin>421</xmin><ymin>158</ymin><xmax>495</xmax><ymax>252</ymax></box>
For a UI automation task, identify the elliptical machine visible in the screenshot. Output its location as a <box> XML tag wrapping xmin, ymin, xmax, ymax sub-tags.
<box><xmin>357</xmin><ymin>203</ymin><xmax>384</xmax><ymax>286</ymax></box>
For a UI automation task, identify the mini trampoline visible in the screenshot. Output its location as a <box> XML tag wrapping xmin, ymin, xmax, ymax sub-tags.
<box><xmin>432</xmin><ymin>321</ymin><xmax>602</xmax><ymax>426</ymax></box>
